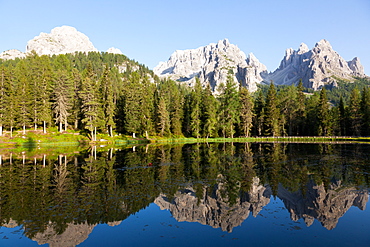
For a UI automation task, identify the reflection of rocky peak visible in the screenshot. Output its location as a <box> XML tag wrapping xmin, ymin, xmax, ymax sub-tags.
<box><xmin>154</xmin><ymin>177</ymin><xmax>271</xmax><ymax>232</ymax></box>
<box><xmin>278</xmin><ymin>180</ymin><xmax>369</xmax><ymax>230</ymax></box>
<box><xmin>32</xmin><ymin>222</ymin><xmax>96</xmax><ymax>247</ymax></box>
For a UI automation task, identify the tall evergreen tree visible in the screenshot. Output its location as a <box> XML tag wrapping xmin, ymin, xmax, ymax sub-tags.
<box><xmin>316</xmin><ymin>87</ymin><xmax>331</xmax><ymax>136</ymax></box>
<box><xmin>201</xmin><ymin>84</ymin><xmax>218</xmax><ymax>138</ymax></box>
<box><xmin>218</xmin><ymin>75</ymin><xmax>240</xmax><ymax>138</ymax></box>
<box><xmin>100</xmin><ymin>65</ymin><xmax>115</xmax><ymax>137</ymax></box>
<box><xmin>253</xmin><ymin>89</ymin><xmax>265</xmax><ymax>136</ymax></box>
<box><xmin>157</xmin><ymin>96</ymin><xmax>170</xmax><ymax>136</ymax></box>
<box><xmin>190</xmin><ymin>78</ymin><xmax>202</xmax><ymax>138</ymax></box>
<box><xmin>348</xmin><ymin>87</ymin><xmax>362</xmax><ymax>136</ymax></box>
<box><xmin>239</xmin><ymin>85</ymin><xmax>254</xmax><ymax>137</ymax></box>
<box><xmin>360</xmin><ymin>87</ymin><xmax>370</xmax><ymax>136</ymax></box>
<box><xmin>264</xmin><ymin>82</ymin><xmax>280</xmax><ymax>136</ymax></box>
<box><xmin>14</xmin><ymin>60</ymin><xmax>31</xmax><ymax>134</ymax></box>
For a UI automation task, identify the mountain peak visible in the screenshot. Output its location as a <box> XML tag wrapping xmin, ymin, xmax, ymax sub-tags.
<box><xmin>26</xmin><ymin>26</ymin><xmax>98</xmax><ymax>56</ymax></box>
<box><xmin>154</xmin><ymin>39</ymin><xmax>267</xmax><ymax>92</ymax></box>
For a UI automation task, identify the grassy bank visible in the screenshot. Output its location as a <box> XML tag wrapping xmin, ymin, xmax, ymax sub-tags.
<box><xmin>1</xmin><ymin>129</ymin><xmax>370</xmax><ymax>149</ymax></box>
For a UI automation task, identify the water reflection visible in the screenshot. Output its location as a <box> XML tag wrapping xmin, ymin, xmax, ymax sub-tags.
<box><xmin>0</xmin><ymin>142</ymin><xmax>369</xmax><ymax>245</ymax></box>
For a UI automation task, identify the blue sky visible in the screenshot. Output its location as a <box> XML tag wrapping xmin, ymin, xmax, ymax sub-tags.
<box><xmin>0</xmin><ymin>0</ymin><xmax>369</xmax><ymax>74</ymax></box>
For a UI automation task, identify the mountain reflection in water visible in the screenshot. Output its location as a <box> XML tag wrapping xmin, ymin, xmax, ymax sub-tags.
<box><xmin>0</xmin><ymin>142</ymin><xmax>369</xmax><ymax>246</ymax></box>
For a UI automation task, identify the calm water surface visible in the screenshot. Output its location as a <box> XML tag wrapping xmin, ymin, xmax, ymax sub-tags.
<box><xmin>0</xmin><ymin>143</ymin><xmax>369</xmax><ymax>246</ymax></box>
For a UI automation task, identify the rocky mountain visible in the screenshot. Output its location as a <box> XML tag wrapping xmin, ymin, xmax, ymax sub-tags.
<box><xmin>154</xmin><ymin>177</ymin><xmax>272</xmax><ymax>232</ymax></box>
<box><xmin>26</xmin><ymin>26</ymin><xmax>98</xmax><ymax>56</ymax></box>
<box><xmin>265</xmin><ymin>39</ymin><xmax>366</xmax><ymax>89</ymax></box>
<box><xmin>154</xmin><ymin>39</ymin><xmax>267</xmax><ymax>93</ymax></box>
<box><xmin>0</xmin><ymin>26</ymin><xmax>123</xmax><ymax>60</ymax></box>
<box><xmin>155</xmin><ymin>39</ymin><xmax>367</xmax><ymax>91</ymax></box>
<box><xmin>277</xmin><ymin>180</ymin><xmax>369</xmax><ymax>230</ymax></box>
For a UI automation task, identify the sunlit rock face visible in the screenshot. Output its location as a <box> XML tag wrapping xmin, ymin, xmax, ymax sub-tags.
<box><xmin>26</xmin><ymin>26</ymin><xmax>98</xmax><ymax>56</ymax></box>
<box><xmin>106</xmin><ymin>47</ymin><xmax>123</xmax><ymax>55</ymax></box>
<box><xmin>265</xmin><ymin>40</ymin><xmax>366</xmax><ymax>89</ymax></box>
<box><xmin>0</xmin><ymin>49</ymin><xmax>26</xmax><ymax>60</ymax></box>
<box><xmin>154</xmin><ymin>177</ymin><xmax>272</xmax><ymax>232</ymax></box>
<box><xmin>278</xmin><ymin>180</ymin><xmax>369</xmax><ymax>230</ymax></box>
<box><xmin>154</xmin><ymin>39</ymin><xmax>267</xmax><ymax>93</ymax></box>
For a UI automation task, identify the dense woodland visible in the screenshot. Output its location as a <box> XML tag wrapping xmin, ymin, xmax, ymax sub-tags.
<box><xmin>1</xmin><ymin>52</ymin><xmax>370</xmax><ymax>140</ymax></box>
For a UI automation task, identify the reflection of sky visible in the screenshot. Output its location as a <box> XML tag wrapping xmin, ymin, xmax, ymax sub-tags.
<box><xmin>1</xmin><ymin>197</ymin><xmax>369</xmax><ymax>246</ymax></box>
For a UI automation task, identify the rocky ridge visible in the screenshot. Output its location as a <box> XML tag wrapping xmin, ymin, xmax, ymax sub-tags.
<box><xmin>265</xmin><ymin>39</ymin><xmax>366</xmax><ymax>89</ymax></box>
<box><xmin>0</xmin><ymin>26</ymin><xmax>123</xmax><ymax>60</ymax></box>
<box><xmin>155</xmin><ymin>39</ymin><xmax>367</xmax><ymax>91</ymax></box>
<box><xmin>154</xmin><ymin>39</ymin><xmax>267</xmax><ymax>93</ymax></box>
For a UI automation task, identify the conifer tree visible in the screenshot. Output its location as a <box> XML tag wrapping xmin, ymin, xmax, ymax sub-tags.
<box><xmin>253</xmin><ymin>89</ymin><xmax>265</xmax><ymax>136</ymax></box>
<box><xmin>296</xmin><ymin>80</ymin><xmax>306</xmax><ymax>135</ymax></box>
<box><xmin>264</xmin><ymin>82</ymin><xmax>280</xmax><ymax>136</ymax></box>
<box><xmin>218</xmin><ymin>74</ymin><xmax>240</xmax><ymax>138</ymax></box>
<box><xmin>15</xmin><ymin>60</ymin><xmax>31</xmax><ymax>134</ymax></box>
<box><xmin>79</xmin><ymin>76</ymin><xmax>101</xmax><ymax>141</ymax></box>
<box><xmin>190</xmin><ymin>78</ymin><xmax>202</xmax><ymax>138</ymax></box>
<box><xmin>0</xmin><ymin>65</ymin><xmax>9</xmax><ymax>136</ymax></box>
<box><xmin>360</xmin><ymin>87</ymin><xmax>370</xmax><ymax>136</ymax></box>
<box><xmin>157</xmin><ymin>96</ymin><xmax>170</xmax><ymax>136</ymax></box>
<box><xmin>348</xmin><ymin>87</ymin><xmax>362</xmax><ymax>136</ymax></box>
<box><xmin>100</xmin><ymin>65</ymin><xmax>115</xmax><ymax>136</ymax></box>
<box><xmin>316</xmin><ymin>87</ymin><xmax>331</xmax><ymax>136</ymax></box>
<box><xmin>201</xmin><ymin>84</ymin><xmax>218</xmax><ymax>138</ymax></box>
<box><xmin>239</xmin><ymin>85</ymin><xmax>253</xmax><ymax>137</ymax></box>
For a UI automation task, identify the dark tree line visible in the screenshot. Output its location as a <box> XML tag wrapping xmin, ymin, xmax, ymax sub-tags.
<box><xmin>1</xmin><ymin>52</ymin><xmax>370</xmax><ymax>138</ymax></box>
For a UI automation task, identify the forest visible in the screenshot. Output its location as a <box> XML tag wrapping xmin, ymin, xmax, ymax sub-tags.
<box><xmin>1</xmin><ymin>51</ymin><xmax>370</xmax><ymax>140</ymax></box>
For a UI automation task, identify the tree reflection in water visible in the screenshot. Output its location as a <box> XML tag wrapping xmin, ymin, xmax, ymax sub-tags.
<box><xmin>0</xmin><ymin>142</ymin><xmax>369</xmax><ymax>245</ymax></box>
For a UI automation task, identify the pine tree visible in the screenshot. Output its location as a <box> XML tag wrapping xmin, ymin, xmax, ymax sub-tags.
<box><xmin>201</xmin><ymin>84</ymin><xmax>218</xmax><ymax>138</ymax></box>
<box><xmin>0</xmin><ymin>65</ymin><xmax>9</xmax><ymax>136</ymax></box>
<box><xmin>14</xmin><ymin>60</ymin><xmax>31</xmax><ymax>134</ymax></box>
<box><xmin>239</xmin><ymin>85</ymin><xmax>254</xmax><ymax>137</ymax></box>
<box><xmin>253</xmin><ymin>89</ymin><xmax>265</xmax><ymax>136</ymax></box>
<box><xmin>296</xmin><ymin>80</ymin><xmax>306</xmax><ymax>135</ymax></box>
<box><xmin>53</xmin><ymin>70</ymin><xmax>73</xmax><ymax>133</ymax></box>
<box><xmin>157</xmin><ymin>96</ymin><xmax>170</xmax><ymax>136</ymax></box>
<box><xmin>79</xmin><ymin>76</ymin><xmax>101</xmax><ymax>141</ymax></box>
<box><xmin>190</xmin><ymin>78</ymin><xmax>202</xmax><ymax>138</ymax></box>
<box><xmin>360</xmin><ymin>87</ymin><xmax>370</xmax><ymax>136</ymax></box>
<box><xmin>316</xmin><ymin>87</ymin><xmax>331</xmax><ymax>136</ymax></box>
<box><xmin>218</xmin><ymin>75</ymin><xmax>240</xmax><ymax>138</ymax></box>
<box><xmin>264</xmin><ymin>82</ymin><xmax>280</xmax><ymax>136</ymax></box>
<box><xmin>100</xmin><ymin>65</ymin><xmax>115</xmax><ymax>136</ymax></box>
<box><xmin>348</xmin><ymin>87</ymin><xmax>362</xmax><ymax>136</ymax></box>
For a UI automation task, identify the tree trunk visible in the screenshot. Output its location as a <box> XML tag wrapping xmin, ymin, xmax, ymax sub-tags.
<box><xmin>0</xmin><ymin>125</ymin><xmax>2</xmax><ymax>136</ymax></box>
<box><xmin>59</xmin><ymin>122</ymin><xmax>62</xmax><ymax>133</ymax></box>
<box><xmin>64</xmin><ymin>120</ymin><xmax>67</xmax><ymax>132</ymax></box>
<box><xmin>94</xmin><ymin>127</ymin><xmax>97</xmax><ymax>141</ymax></box>
<box><xmin>23</xmin><ymin>125</ymin><xmax>26</xmax><ymax>135</ymax></box>
<box><xmin>110</xmin><ymin>125</ymin><xmax>113</xmax><ymax>137</ymax></box>
<box><xmin>34</xmin><ymin>123</ymin><xmax>37</xmax><ymax>131</ymax></box>
<box><xmin>43</xmin><ymin>121</ymin><xmax>46</xmax><ymax>134</ymax></box>
<box><xmin>10</xmin><ymin>126</ymin><xmax>13</xmax><ymax>138</ymax></box>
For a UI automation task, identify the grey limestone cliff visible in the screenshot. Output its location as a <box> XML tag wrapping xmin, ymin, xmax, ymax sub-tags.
<box><xmin>154</xmin><ymin>39</ymin><xmax>267</xmax><ymax>93</ymax></box>
<box><xmin>266</xmin><ymin>40</ymin><xmax>366</xmax><ymax>89</ymax></box>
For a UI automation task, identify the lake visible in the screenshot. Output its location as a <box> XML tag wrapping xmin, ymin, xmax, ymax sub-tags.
<box><xmin>0</xmin><ymin>142</ymin><xmax>369</xmax><ymax>246</ymax></box>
